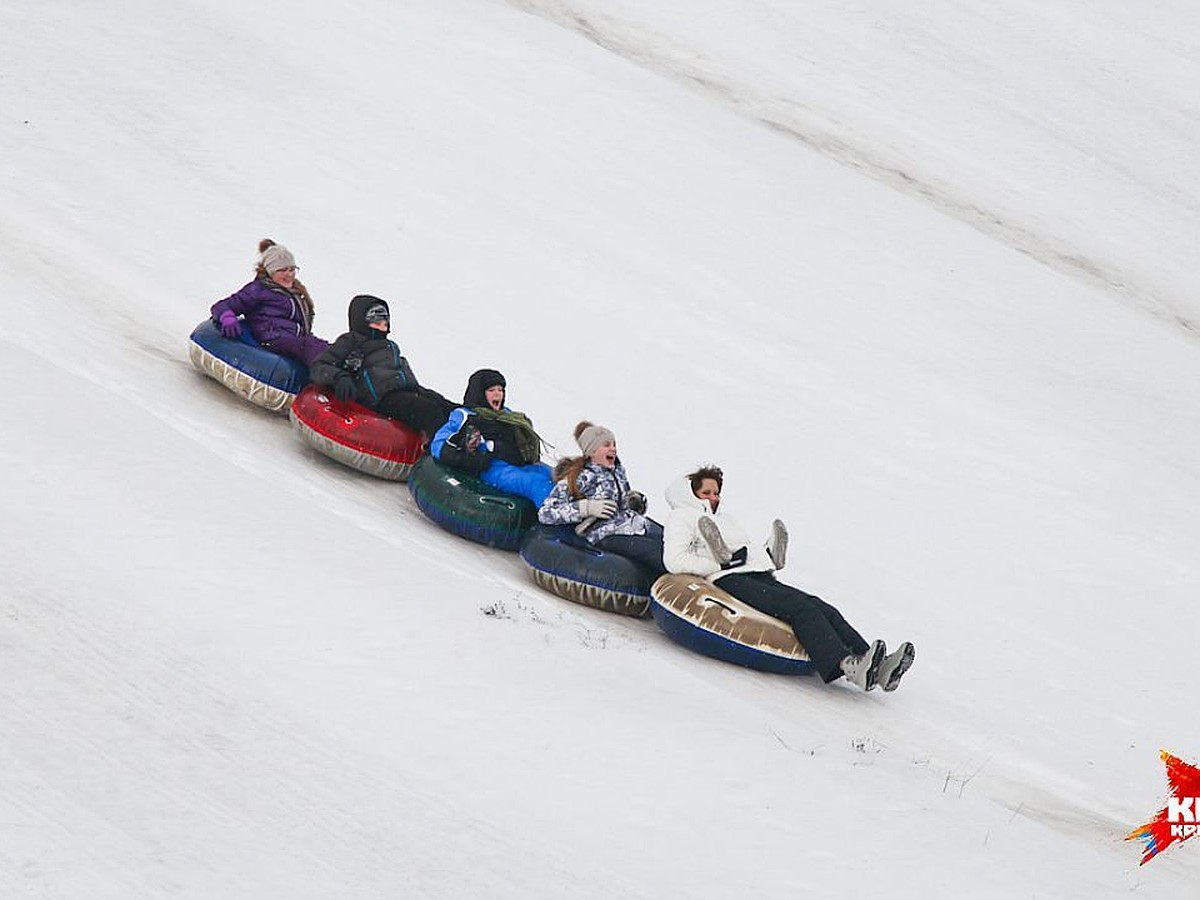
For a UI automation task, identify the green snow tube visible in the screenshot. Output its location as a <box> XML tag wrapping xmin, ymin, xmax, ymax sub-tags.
<box><xmin>407</xmin><ymin>455</ymin><xmax>537</xmax><ymax>550</ymax></box>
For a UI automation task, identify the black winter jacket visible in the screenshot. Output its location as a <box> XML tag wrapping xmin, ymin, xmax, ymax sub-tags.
<box><xmin>310</xmin><ymin>332</ymin><xmax>420</xmax><ymax>407</ymax></box>
<box><xmin>309</xmin><ymin>294</ymin><xmax>420</xmax><ymax>407</ymax></box>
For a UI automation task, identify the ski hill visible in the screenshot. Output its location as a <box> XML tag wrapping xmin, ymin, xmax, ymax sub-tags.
<box><xmin>1</xmin><ymin>1</ymin><xmax>1198</xmax><ymax>896</ymax></box>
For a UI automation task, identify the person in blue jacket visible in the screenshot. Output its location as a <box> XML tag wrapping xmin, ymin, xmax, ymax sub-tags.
<box><xmin>431</xmin><ymin>368</ymin><xmax>555</xmax><ymax>506</ymax></box>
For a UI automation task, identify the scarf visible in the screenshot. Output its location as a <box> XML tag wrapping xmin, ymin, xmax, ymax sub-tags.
<box><xmin>472</xmin><ymin>408</ymin><xmax>544</xmax><ymax>465</ymax></box>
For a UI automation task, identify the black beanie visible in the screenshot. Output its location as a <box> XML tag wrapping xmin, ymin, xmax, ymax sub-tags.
<box><xmin>463</xmin><ymin>368</ymin><xmax>506</xmax><ymax>408</ymax></box>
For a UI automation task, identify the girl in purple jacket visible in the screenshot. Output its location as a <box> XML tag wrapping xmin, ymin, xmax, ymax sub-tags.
<box><xmin>209</xmin><ymin>239</ymin><xmax>330</xmax><ymax>365</ymax></box>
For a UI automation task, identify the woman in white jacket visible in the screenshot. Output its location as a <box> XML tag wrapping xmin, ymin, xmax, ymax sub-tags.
<box><xmin>663</xmin><ymin>465</ymin><xmax>914</xmax><ymax>692</ymax></box>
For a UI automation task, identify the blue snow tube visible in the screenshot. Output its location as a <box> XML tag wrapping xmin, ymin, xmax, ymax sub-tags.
<box><xmin>649</xmin><ymin>574</ymin><xmax>814</xmax><ymax>675</ymax></box>
<box><xmin>408</xmin><ymin>455</ymin><xmax>537</xmax><ymax>551</ymax></box>
<box><xmin>519</xmin><ymin>525</ymin><xmax>653</xmax><ymax>618</ymax></box>
<box><xmin>188</xmin><ymin>319</ymin><xmax>309</xmax><ymax>413</ymax></box>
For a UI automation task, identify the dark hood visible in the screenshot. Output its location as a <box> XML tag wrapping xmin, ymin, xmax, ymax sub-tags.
<box><xmin>348</xmin><ymin>294</ymin><xmax>389</xmax><ymax>337</ymax></box>
<box><xmin>463</xmin><ymin>368</ymin><xmax>506</xmax><ymax>408</ymax></box>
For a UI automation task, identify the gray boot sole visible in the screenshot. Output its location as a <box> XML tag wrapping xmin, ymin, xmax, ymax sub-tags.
<box><xmin>697</xmin><ymin>516</ymin><xmax>732</xmax><ymax>564</ymax></box>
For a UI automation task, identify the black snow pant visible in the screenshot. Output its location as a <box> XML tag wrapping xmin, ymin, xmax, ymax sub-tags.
<box><xmin>375</xmin><ymin>388</ymin><xmax>457</xmax><ymax>437</ymax></box>
<box><xmin>716</xmin><ymin>571</ymin><xmax>870</xmax><ymax>683</ymax></box>
<box><xmin>597</xmin><ymin>521</ymin><xmax>668</xmax><ymax>583</ymax></box>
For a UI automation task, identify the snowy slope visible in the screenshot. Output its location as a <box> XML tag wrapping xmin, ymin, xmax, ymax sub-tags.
<box><xmin>2</xmin><ymin>1</ymin><xmax>1198</xmax><ymax>896</ymax></box>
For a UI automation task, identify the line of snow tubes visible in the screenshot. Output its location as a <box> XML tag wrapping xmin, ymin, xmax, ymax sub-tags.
<box><xmin>188</xmin><ymin>319</ymin><xmax>308</xmax><ymax>413</ymax></box>
<box><xmin>289</xmin><ymin>384</ymin><xmax>425</xmax><ymax>481</ymax></box>
<box><xmin>649</xmin><ymin>574</ymin><xmax>814</xmax><ymax>675</ymax></box>
<box><xmin>519</xmin><ymin>525</ymin><xmax>652</xmax><ymax>618</ymax></box>
<box><xmin>186</xmin><ymin>323</ymin><xmax>813</xmax><ymax>658</ymax></box>
<box><xmin>408</xmin><ymin>455</ymin><xmax>537</xmax><ymax>550</ymax></box>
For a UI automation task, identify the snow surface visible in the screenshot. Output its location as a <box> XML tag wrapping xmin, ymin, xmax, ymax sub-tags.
<box><xmin>2</xmin><ymin>0</ymin><xmax>1199</xmax><ymax>896</ymax></box>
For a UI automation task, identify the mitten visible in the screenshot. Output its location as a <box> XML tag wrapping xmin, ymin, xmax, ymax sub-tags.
<box><xmin>721</xmin><ymin>546</ymin><xmax>749</xmax><ymax>570</ymax></box>
<box><xmin>579</xmin><ymin>498</ymin><xmax>616</xmax><ymax>520</ymax></box>
<box><xmin>333</xmin><ymin>373</ymin><xmax>356</xmax><ymax>404</ymax></box>
<box><xmin>218</xmin><ymin>311</ymin><xmax>242</xmax><ymax>339</ymax></box>
<box><xmin>627</xmin><ymin>490</ymin><xmax>647</xmax><ymax>515</ymax></box>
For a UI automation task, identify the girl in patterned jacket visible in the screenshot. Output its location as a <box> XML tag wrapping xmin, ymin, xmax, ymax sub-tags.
<box><xmin>538</xmin><ymin>421</ymin><xmax>667</xmax><ymax>581</ymax></box>
<box><xmin>209</xmin><ymin>239</ymin><xmax>330</xmax><ymax>365</ymax></box>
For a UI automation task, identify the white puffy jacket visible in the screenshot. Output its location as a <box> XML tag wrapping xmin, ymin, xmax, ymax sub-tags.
<box><xmin>662</xmin><ymin>476</ymin><xmax>774</xmax><ymax>583</ymax></box>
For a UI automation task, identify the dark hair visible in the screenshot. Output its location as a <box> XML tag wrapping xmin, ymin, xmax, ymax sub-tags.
<box><xmin>687</xmin><ymin>465</ymin><xmax>724</xmax><ymax>495</ymax></box>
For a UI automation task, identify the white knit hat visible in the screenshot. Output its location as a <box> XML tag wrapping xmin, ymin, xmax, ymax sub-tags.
<box><xmin>576</xmin><ymin>423</ymin><xmax>615</xmax><ymax>457</ymax></box>
<box><xmin>260</xmin><ymin>243</ymin><xmax>297</xmax><ymax>274</ymax></box>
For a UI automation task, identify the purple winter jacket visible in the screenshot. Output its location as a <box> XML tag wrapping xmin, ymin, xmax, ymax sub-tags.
<box><xmin>210</xmin><ymin>277</ymin><xmax>314</xmax><ymax>345</ymax></box>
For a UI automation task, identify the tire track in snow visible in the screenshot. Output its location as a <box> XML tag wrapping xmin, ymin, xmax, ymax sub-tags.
<box><xmin>503</xmin><ymin>0</ymin><xmax>1198</xmax><ymax>336</ymax></box>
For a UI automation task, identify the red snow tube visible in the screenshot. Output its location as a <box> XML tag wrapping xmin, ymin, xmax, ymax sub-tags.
<box><xmin>289</xmin><ymin>384</ymin><xmax>425</xmax><ymax>481</ymax></box>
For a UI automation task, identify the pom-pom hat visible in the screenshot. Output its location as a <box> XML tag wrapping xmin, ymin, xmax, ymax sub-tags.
<box><xmin>260</xmin><ymin>243</ymin><xmax>297</xmax><ymax>274</ymax></box>
<box><xmin>575</xmin><ymin>421</ymin><xmax>615</xmax><ymax>458</ymax></box>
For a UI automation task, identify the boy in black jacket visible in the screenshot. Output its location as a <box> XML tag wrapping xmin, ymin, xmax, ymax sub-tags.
<box><xmin>310</xmin><ymin>294</ymin><xmax>456</xmax><ymax>436</ymax></box>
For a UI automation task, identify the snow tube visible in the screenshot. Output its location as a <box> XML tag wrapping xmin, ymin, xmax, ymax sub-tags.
<box><xmin>289</xmin><ymin>384</ymin><xmax>425</xmax><ymax>481</ymax></box>
<box><xmin>408</xmin><ymin>455</ymin><xmax>537</xmax><ymax>550</ymax></box>
<box><xmin>188</xmin><ymin>319</ymin><xmax>308</xmax><ymax>413</ymax></box>
<box><xmin>649</xmin><ymin>574</ymin><xmax>814</xmax><ymax>675</ymax></box>
<box><xmin>519</xmin><ymin>526</ymin><xmax>652</xmax><ymax>618</ymax></box>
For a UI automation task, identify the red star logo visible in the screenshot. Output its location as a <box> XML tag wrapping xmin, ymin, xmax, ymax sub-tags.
<box><xmin>1127</xmin><ymin>750</ymin><xmax>1200</xmax><ymax>865</ymax></box>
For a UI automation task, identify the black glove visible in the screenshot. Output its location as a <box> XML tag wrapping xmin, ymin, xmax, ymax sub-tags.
<box><xmin>447</xmin><ymin>421</ymin><xmax>483</xmax><ymax>453</ymax></box>
<box><xmin>627</xmin><ymin>490</ymin><xmax>647</xmax><ymax>515</ymax></box>
<box><xmin>439</xmin><ymin>443</ymin><xmax>488</xmax><ymax>476</ymax></box>
<box><xmin>721</xmin><ymin>546</ymin><xmax>748</xmax><ymax>570</ymax></box>
<box><xmin>333</xmin><ymin>373</ymin><xmax>356</xmax><ymax>404</ymax></box>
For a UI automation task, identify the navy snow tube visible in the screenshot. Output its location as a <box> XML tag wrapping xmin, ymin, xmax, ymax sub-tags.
<box><xmin>519</xmin><ymin>525</ymin><xmax>653</xmax><ymax>618</ymax></box>
<box><xmin>408</xmin><ymin>455</ymin><xmax>536</xmax><ymax>550</ymax></box>
<box><xmin>649</xmin><ymin>574</ymin><xmax>814</xmax><ymax>675</ymax></box>
<box><xmin>188</xmin><ymin>319</ymin><xmax>308</xmax><ymax>413</ymax></box>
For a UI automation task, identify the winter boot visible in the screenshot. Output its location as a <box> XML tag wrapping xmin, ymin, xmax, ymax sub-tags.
<box><xmin>877</xmin><ymin>642</ymin><xmax>915</xmax><ymax>692</ymax></box>
<box><xmin>766</xmin><ymin>519</ymin><xmax>788</xmax><ymax>569</ymax></box>
<box><xmin>697</xmin><ymin>516</ymin><xmax>733</xmax><ymax>565</ymax></box>
<box><xmin>840</xmin><ymin>639</ymin><xmax>886</xmax><ymax>691</ymax></box>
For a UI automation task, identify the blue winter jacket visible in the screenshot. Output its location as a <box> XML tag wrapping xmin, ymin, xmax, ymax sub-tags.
<box><xmin>432</xmin><ymin>407</ymin><xmax>554</xmax><ymax>505</ymax></box>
